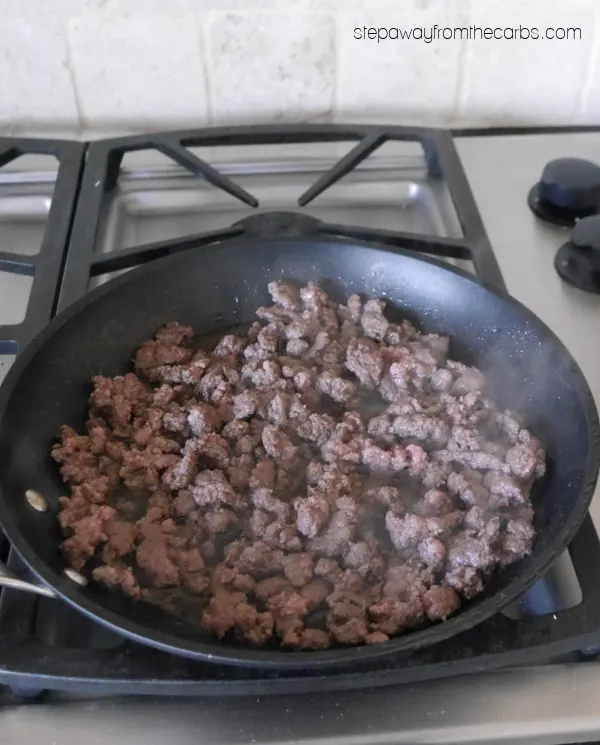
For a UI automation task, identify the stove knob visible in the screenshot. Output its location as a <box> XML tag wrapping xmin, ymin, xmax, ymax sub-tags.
<box><xmin>555</xmin><ymin>214</ymin><xmax>600</xmax><ymax>293</ymax></box>
<box><xmin>540</xmin><ymin>157</ymin><xmax>600</xmax><ymax>212</ymax></box>
<box><xmin>571</xmin><ymin>213</ymin><xmax>600</xmax><ymax>250</ymax></box>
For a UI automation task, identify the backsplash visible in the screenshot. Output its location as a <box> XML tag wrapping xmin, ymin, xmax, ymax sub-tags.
<box><xmin>2</xmin><ymin>0</ymin><xmax>599</xmax><ymax>138</ymax></box>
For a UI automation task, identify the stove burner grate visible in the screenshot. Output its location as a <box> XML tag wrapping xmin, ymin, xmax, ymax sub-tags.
<box><xmin>1</xmin><ymin>125</ymin><xmax>600</xmax><ymax>699</ymax></box>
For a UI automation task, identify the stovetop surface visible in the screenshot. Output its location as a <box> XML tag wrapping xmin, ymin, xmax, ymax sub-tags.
<box><xmin>2</xmin><ymin>126</ymin><xmax>600</xmax><ymax>743</ymax></box>
<box><xmin>456</xmin><ymin>132</ymin><xmax>600</xmax><ymax>533</ymax></box>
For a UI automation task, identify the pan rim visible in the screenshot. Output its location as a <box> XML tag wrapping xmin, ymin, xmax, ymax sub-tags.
<box><xmin>0</xmin><ymin>235</ymin><xmax>598</xmax><ymax>670</ymax></box>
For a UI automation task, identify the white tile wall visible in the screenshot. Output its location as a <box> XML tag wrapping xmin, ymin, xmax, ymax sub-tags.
<box><xmin>459</xmin><ymin>0</ymin><xmax>596</xmax><ymax>126</ymax></box>
<box><xmin>68</xmin><ymin>6</ymin><xmax>210</xmax><ymax>132</ymax></box>
<box><xmin>337</xmin><ymin>0</ymin><xmax>468</xmax><ymax>124</ymax></box>
<box><xmin>0</xmin><ymin>10</ymin><xmax>79</xmax><ymax>134</ymax></box>
<box><xmin>0</xmin><ymin>0</ymin><xmax>598</xmax><ymax>137</ymax></box>
<box><xmin>206</xmin><ymin>12</ymin><xmax>334</xmax><ymax>123</ymax></box>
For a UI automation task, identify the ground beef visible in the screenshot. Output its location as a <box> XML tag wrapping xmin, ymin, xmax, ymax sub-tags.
<box><xmin>213</xmin><ymin>334</ymin><xmax>247</xmax><ymax>358</ymax></box>
<box><xmin>93</xmin><ymin>563</ymin><xmax>141</xmax><ymax>599</ymax></box>
<box><xmin>317</xmin><ymin>370</ymin><xmax>357</xmax><ymax>406</ymax></box>
<box><xmin>368</xmin><ymin>596</ymin><xmax>424</xmax><ymax>636</ymax></box>
<box><xmin>484</xmin><ymin>470</ymin><xmax>530</xmax><ymax>507</ymax></box>
<box><xmin>345</xmin><ymin>338</ymin><xmax>383</xmax><ymax>388</ymax></box>
<box><xmin>61</xmin><ymin>505</ymin><xmax>117</xmax><ymax>569</ymax></box>
<box><xmin>162</xmin><ymin>441</ymin><xmax>198</xmax><ymax>490</ymax></box>
<box><xmin>268</xmin><ymin>280</ymin><xmax>300</xmax><ymax>310</ymax></box>
<box><xmin>190</xmin><ymin>469</ymin><xmax>239</xmax><ymax>509</ymax></box>
<box><xmin>173</xmin><ymin>490</ymin><xmax>197</xmax><ymax>517</ymax></box>
<box><xmin>196</xmin><ymin>434</ymin><xmax>231</xmax><ymax>470</ymax></box>
<box><xmin>500</xmin><ymin>518</ymin><xmax>535</xmax><ymax>563</ymax></box>
<box><xmin>422</xmin><ymin>585</ymin><xmax>461</xmax><ymax>621</ymax></box>
<box><xmin>55</xmin><ymin>282</ymin><xmax>544</xmax><ymax>651</ymax></box>
<box><xmin>136</xmin><ymin>537</ymin><xmax>179</xmax><ymax>587</ymax></box>
<box><xmin>294</xmin><ymin>492</ymin><xmax>331</xmax><ymax>538</ymax></box>
<box><xmin>187</xmin><ymin>403</ymin><xmax>220</xmax><ymax>437</ymax></box>
<box><xmin>203</xmin><ymin>507</ymin><xmax>239</xmax><ymax>534</ymax></box>
<box><xmin>309</xmin><ymin>508</ymin><xmax>358</xmax><ymax>557</ymax></box>
<box><xmin>361</xmin><ymin>298</ymin><xmax>390</xmax><ymax>342</ymax></box>
<box><xmin>202</xmin><ymin>590</ymin><xmax>274</xmax><ymax>645</ymax></box>
<box><xmin>282</xmin><ymin>553</ymin><xmax>314</xmax><ymax>587</ymax></box>
<box><xmin>261</xmin><ymin>424</ymin><xmax>297</xmax><ymax>463</ymax></box>
<box><xmin>227</xmin><ymin>454</ymin><xmax>254</xmax><ymax>489</ymax></box>
<box><xmin>297</xmin><ymin>413</ymin><xmax>336</xmax><ymax>446</ymax></box>
<box><xmin>251</xmin><ymin>487</ymin><xmax>290</xmax><ymax>520</ymax></box>
<box><xmin>249</xmin><ymin>460</ymin><xmax>277</xmax><ymax>490</ymax></box>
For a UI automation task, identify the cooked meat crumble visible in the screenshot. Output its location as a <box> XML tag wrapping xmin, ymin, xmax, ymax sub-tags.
<box><xmin>53</xmin><ymin>282</ymin><xmax>545</xmax><ymax>650</ymax></box>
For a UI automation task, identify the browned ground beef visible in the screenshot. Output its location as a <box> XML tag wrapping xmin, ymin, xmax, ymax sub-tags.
<box><xmin>52</xmin><ymin>281</ymin><xmax>545</xmax><ymax>650</ymax></box>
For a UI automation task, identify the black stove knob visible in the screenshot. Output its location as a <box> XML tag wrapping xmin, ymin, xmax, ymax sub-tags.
<box><xmin>555</xmin><ymin>214</ymin><xmax>600</xmax><ymax>293</ymax></box>
<box><xmin>571</xmin><ymin>213</ymin><xmax>600</xmax><ymax>250</ymax></box>
<box><xmin>540</xmin><ymin>158</ymin><xmax>600</xmax><ymax>211</ymax></box>
<box><xmin>528</xmin><ymin>157</ymin><xmax>600</xmax><ymax>226</ymax></box>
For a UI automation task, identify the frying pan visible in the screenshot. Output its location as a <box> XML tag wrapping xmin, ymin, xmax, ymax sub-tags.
<box><xmin>0</xmin><ymin>236</ymin><xmax>598</xmax><ymax>670</ymax></box>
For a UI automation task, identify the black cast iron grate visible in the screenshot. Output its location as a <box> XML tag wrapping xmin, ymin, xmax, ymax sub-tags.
<box><xmin>1</xmin><ymin>124</ymin><xmax>600</xmax><ymax>699</ymax></box>
<box><xmin>57</xmin><ymin>124</ymin><xmax>504</xmax><ymax>310</ymax></box>
<box><xmin>0</xmin><ymin>136</ymin><xmax>84</xmax><ymax>580</ymax></box>
<box><xmin>0</xmin><ymin>137</ymin><xmax>84</xmax><ymax>349</ymax></box>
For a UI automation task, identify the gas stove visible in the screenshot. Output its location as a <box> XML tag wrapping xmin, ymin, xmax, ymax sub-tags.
<box><xmin>2</xmin><ymin>125</ymin><xmax>600</xmax><ymax>744</ymax></box>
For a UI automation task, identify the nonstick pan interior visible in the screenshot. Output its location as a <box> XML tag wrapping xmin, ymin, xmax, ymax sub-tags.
<box><xmin>0</xmin><ymin>237</ymin><xmax>597</xmax><ymax>669</ymax></box>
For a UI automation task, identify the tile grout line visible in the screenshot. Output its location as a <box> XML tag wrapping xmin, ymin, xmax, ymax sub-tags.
<box><xmin>331</xmin><ymin>12</ymin><xmax>342</xmax><ymax>123</ymax></box>
<box><xmin>198</xmin><ymin>11</ymin><xmax>215</xmax><ymax>127</ymax></box>
<box><xmin>63</xmin><ymin>17</ymin><xmax>85</xmax><ymax>136</ymax></box>
<box><xmin>453</xmin><ymin>0</ymin><xmax>474</xmax><ymax>127</ymax></box>
<box><xmin>575</xmin><ymin>4</ymin><xmax>600</xmax><ymax>123</ymax></box>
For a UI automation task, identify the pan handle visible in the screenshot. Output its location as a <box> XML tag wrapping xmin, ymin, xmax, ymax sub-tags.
<box><xmin>0</xmin><ymin>561</ymin><xmax>57</xmax><ymax>598</ymax></box>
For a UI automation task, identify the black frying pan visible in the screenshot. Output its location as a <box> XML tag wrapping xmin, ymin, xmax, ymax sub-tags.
<box><xmin>0</xmin><ymin>237</ymin><xmax>598</xmax><ymax>670</ymax></box>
